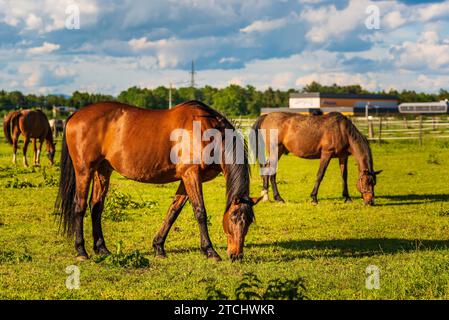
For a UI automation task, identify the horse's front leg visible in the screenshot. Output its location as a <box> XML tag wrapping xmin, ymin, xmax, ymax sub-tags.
<box><xmin>153</xmin><ymin>182</ymin><xmax>188</xmax><ymax>258</ymax></box>
<box><xmin>310</xmin><ymin>153</ymin><xmax>332</xmax><ymax>205</ymax></box>
<box><xmin>270</xmin><ymin>173</ymin><xmax>285</xmax><ymax>203</ymax></box>
<box><xmin>182</xmin><ymin>169</ymin><xmax>221</xmax><ymax>261</ymax></box>
<box><xmin>37</xmin><ymin>139</ymin><xmax>43</xmax><ymax>165</ymax></box>
<box><xmin>339</xmin><ymin>157</ymin><xmax>352</xmax><ymax>203</ymax></box>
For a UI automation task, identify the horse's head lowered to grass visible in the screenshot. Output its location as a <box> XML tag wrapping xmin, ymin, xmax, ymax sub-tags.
<box><xmin>223</xmin><ymin>196</ymin><xmax>262</xmax><ymax>261</ymax></box>
<box><xmin>357</xmin><ymin>169</ymin><xmax>382</xmax><ymax>205</ymax></box>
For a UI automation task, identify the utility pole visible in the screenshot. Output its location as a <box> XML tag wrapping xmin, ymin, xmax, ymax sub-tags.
<box><xmin>169</xmin><ymin>82</ymin><xmax>173</xmax><ymax>109</ymax></box>
<box><xmin>190</xmin><ymin>60</ymin><xmax>196</xmax><ymax>88</ymax></box>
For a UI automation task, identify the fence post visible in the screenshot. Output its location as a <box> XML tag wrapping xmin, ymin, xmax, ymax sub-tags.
<box><xmin>368</xmin><ymin>117</ymin><xmax>374</xmax><ymax>139</ymax></box>
<box><xmin>378</xmin><ymin>116</ymin><xmax>382</xmax><ymax>145</ymax></box>
<box><xmin>419</xmin><ymin>115</ymin><xmax>423</xmax><ymax>146</ymax></box>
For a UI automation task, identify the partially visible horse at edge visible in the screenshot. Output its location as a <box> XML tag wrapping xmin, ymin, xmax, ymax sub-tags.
<box><xmin>54</xmin><ymin>101</ymin><xmax>262</xmax><ymax>262</ymax></box>
<box><xmin>3</xmin><ymin>109</ymin><xmax>56</xmax><ymax>167</ymax></box>
<box><xmin>49</xmin><ymin>119</ymin><xmax>64</xmax><ymax>138</ymax></box>
<box><xmin>252</xmin><ymin>112</ymin><xmax>381</xmax><ymax>205</ymax></box>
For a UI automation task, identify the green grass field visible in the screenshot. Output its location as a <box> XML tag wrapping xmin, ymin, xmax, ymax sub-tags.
<box><xmin>1</xmin><ymin>137</ymin><xmax>449</xmax><ymax>300</ymax></box>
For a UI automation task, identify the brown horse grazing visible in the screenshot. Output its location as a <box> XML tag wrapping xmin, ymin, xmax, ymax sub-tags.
<box><xmin>54</xmin><ymin>101</ymin><xmax>261</xmax><ymax>262</ymax></box>
<box><xmin>3</xmin><ymin>109</ymin><xmax>56</xmax><ymax>167</ymax></box>
<box><xmin>252</xmin><ymin>112</ymin><xmax>381</xmax><ymax>205</ymax></box>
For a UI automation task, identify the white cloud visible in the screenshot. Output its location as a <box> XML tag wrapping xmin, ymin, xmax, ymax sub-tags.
<box><xmin>2</xmin><ymin>0</ymin><xmax>449</xmax><ymax>95</ymax></box>
<box><xmin>219</xmin><ymin>57</ymin><xmax>239</xmax><ymax>64</ymax></box>
<box><xmin>240</xmin><ymin>18</ymin><xmax>287</xmax><ymax>33</ymax></box>
<box><xmin>0</xmin><ymin>0</ymin><xmax>99</xmax><ymax>33</ymax></box>
<box><xmin>128</xmin><ymin>36</ymin><xmax>237</xmax><ymax>68</ymax></box>
<box><xmin>384</xmin><ymin>11</ymin><xmax>406</xmax><ymax>30</ymax></box>
<box><xmin>18</xmin><ymin>63</ymin><xmax>75</xmax><ymax>90</ymax></box>
<box><xmin>415</xmin><ymin>1</ymin><xmax>449</xmax><ymax>23</ymax></box>
<box><xmin>300</xmin><ymin>0</ymin><xmax>369</xmax><ymax>43</ymax></box>
<box><xmin>25</xmin><ymin>13</ymin><xmax>43</xmax><ymax>30</ymax></box>
<box><xmin>295</xmin><ymin>72</ymin><xmax>379</xmax><ymax>91</ymax></box>
<box><xmin>392</xmin><ymin>31</ymin><xmax>449</xmax><ymax>71</ymax></box>
<box><xmin>28</xmin><ymin>42</ymin><xmax>60</xmax><ymax>55</ymax></box>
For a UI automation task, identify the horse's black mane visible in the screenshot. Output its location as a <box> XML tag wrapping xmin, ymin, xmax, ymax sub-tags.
<box><xmin>330</xmin><ymin>112</ymin><xmax>373</xmax><ymax>171</ymax></box>
<box><xmin>181</xmin><ymin>100</ymin><xmax>252</xmax><ymax>217</ymax></box>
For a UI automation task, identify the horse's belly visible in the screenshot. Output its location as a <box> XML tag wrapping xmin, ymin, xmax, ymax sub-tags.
<box><xmin>107</xmin><ymin>153</ymin><xmax>179</xmax><ymax>183</ymax></box>
<box><xmin>117</xmin><ymin>166</ymin><xmax>179</xmax><ymax>183</ymax></box>
<box><xmin>284</xmin><ymin>140</ymin><xmax>320</xmax><ymax>159</ymax></box>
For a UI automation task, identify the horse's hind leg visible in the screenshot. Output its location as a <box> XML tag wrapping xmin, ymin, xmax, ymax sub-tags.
<box><xmin>260</xmin><ymin>170</ymin><xmax>270</xmax><ymax>202</ymax></box>
<box><xmin>33</xmin><ymin>139</ymin><xmax>37</xmax><ymax>165</ymax></box>
<box><xmin>270</xmin><ymin>145</ymin><xmax>285</xmax><ymax>203</ymax></box>
<box><xmin>182</xmin><ymin>169</ymin><xmax>221</xmax><ymax>261</ymax></box>
<box><xmin>12</xmin><ymin>129</ymin><xmax>20</xmax><ymax>165</ymax></box>
<box><xmin>22</xmin><ymin>136</ymin><xmax>30</xmax><ymax>167</ymax></box>
<box><xmin>12</xmin><ymin>138</ymin><xmax>19</xmax><ymax>165</ymax></box>
<box><xmin>153</xmin><ymin>182</ymin><xmax>188</xmax><ymax>258</ymax></box>
<box><xmin>89</xmin><ymin>164</ymin><xmax>112</xmax><ymax>255</ymax></box>
<box><xmin>73</xmin><ymin>172</ymin><xmax>93</xmax><ymax>261</ymax></box>
<box><xmin>339</xmin><ymin>157</ymin><xmax>352</xmax><ymax>203</ymax></box>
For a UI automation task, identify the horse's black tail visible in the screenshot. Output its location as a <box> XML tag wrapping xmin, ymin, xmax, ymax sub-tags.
<box><xmin>54</xmin><ymin>119</ymin><xmax>77</xmax><ymax>236</ymax></box>
<box><xmin>3</xmin><ymin>111</ymin><xmax>21</xmax><ymax>144</ymax></box>
<box><xmin>250</xmin><ymin>114</ymin><xmax>268</xmax><ymax>165</ymax></box>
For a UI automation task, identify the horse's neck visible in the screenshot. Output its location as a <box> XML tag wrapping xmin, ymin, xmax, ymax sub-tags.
<box><xmin>349</xmin><ymin>137</ymin><xmax>371</xmax><ymax>173</ymax></box>
<box><xmin>45</xmin><ymin>130</ymin><xmax>54</xmax><ymax>144</ymax></box>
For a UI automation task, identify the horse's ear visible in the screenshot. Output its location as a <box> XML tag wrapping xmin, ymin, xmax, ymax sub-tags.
<box><xmin>374</xmin><ymin>170</ymin><xmax>383</xmax><ymax>175</ymax></box>
<box><xmin>251</xmin><ymin>196</ymin><xmax>263</xmax><ymax>206</ymax></box>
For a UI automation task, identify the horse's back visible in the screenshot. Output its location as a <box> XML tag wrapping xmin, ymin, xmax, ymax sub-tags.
<box><xmin>18</xmin><ymin>109</ymin><xmax>51</xmax><ymax>138</ymax></box>
<box><xmin>262</xmin><ymin>111</ymin><xmax>351</xmax><ymax>159</ymax></box>
<box><xmin>65</xmin><ymin>101</ymin><xmax>224</xmax><ymax>183</ymax></box>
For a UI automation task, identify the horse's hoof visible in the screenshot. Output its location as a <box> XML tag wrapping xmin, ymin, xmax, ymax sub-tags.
<box><xmin>155</xmin><ymin>253</ymin><xmax>167</xmax><ymax>259</ymax></box>
<box><xmin>76</xmin><ymin>255</ymin><xmax>89</xmax><ymax>262</ymax></box>
<box><xmin>206</xmin><ymin>250</ymin><xmax>222</xmax><ymax>262</ymax></box>
<box><xmin>261</xmin><ymin>190</ymin><xmax>269</xmax><ymax>202</ymax></box>
<box><xmin>311</xmin><ymin>200</ymin><xmax>318</xmax><ymax>206</ymax></box>
<box><xmin>209</xmin><ymin>254</ymin><xmax>222</xmax><ymax>262</ymax></box>
<box><xmin>344</xmin><ymin>198</ymin><xmax>353</xmax><ymax>203</ymax></box>
<box><xmin>95</xmin><ymin>247</ymin><xmax>111</xmax><ymax>256</ymax></box>
<box><xmin>274</xmin><ymin>197</ymin><xmax>285</xmax><ymax>203</ymax></box>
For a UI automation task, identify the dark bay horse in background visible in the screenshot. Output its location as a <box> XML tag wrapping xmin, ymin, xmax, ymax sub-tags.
<box><xmin>252</xmin><ymin>112</ymin><xmax>381</xmax><ymax>205</ymax></box>
<box><xmin>55</xmin><ymin>101</ymin><xmax>261</xmax><ymax>262</ymax></box>
<box><xmin>3</xmin><ymin>109</ymin><xmax>56</xmax><ymax>167</ymax></box>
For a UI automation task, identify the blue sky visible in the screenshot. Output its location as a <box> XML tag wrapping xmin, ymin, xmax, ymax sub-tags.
<box><xmin>0</xmin><ymin>0</ymin><xmax>449</xmax><ymax>95</ymax></box>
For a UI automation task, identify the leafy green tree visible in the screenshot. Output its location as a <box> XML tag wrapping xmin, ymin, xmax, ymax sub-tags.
<box><xmin>212</xmin><ymin>85</ymin><xmax>248</xmax><ymax>116</ymax></box>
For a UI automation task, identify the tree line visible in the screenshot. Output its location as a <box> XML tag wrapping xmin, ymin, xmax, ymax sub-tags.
<box><xmin>1</xmin><ymin>82</ymin><xmax>448</xmax><ymax>116</ymax></box>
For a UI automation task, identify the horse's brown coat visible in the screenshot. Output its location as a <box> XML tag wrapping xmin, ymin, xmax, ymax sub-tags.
<box><xmin>253</xmin><ymin>112</ymin><xmax>380</xmax><ymax>205</ymax></box>
<box><xmin>56</xmin><ymin>101</ymin><xmax>259</xmax><ymax>262</ymax></box>
<box><xmin>3</xmin><ymin>109</ymin><xmax>55</xmax><ymax>166</ymax></box>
